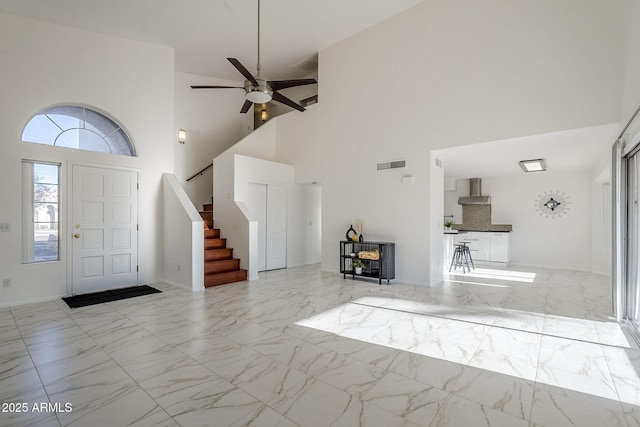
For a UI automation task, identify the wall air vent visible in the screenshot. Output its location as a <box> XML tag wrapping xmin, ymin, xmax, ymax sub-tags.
<box><xmin>377</xmin><ymin>160</ymin><xmax>406</xmax><ymax>171</ymax></box>
<box><xmin>292</xmin><ymin>55</ymin><xmax>318</xmax><ymax>73</ymax></box>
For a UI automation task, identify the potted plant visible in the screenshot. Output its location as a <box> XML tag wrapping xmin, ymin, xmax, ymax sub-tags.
<box><xmin>352</xmin><ymin>259</ymin><xmax>365</xmax><ymax>275</ymax></box>
<box><xmin>444</xmin><ymin>220</ymin><xmax>454</xmax><ymax>230</ymax></box>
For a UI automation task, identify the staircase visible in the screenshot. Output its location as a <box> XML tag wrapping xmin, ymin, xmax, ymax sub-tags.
<box><xmin>200</xmin><ymin>204</ymin><xmax>247</xmax><ymax>287</ymax></box>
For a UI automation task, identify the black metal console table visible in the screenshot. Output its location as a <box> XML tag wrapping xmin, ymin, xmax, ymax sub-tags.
<box><xmin>340</xmin><ymin>240</ymin><xmax>395</xmax><ymax>284</ymax></box>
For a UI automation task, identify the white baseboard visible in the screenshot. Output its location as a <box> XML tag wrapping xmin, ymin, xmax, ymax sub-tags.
<box><xmin>154</xmin><ymin>279</ymin><xmax>204</xmax><ymax>292</ymax></box>
<box><xmin>0</xmin><ymin>293</ymin><xmax>68</xmax><ymax>309</ymax></box>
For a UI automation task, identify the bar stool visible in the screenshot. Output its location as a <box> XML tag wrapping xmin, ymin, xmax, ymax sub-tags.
<box><xmin>449</xmin><ymin>243</ymin><xmax>470</xmax><ymax>273</ymax></box>
<box><xmin>460</xmin><ymin>241</ymin><xmax>475</xmax><ymax>270</ymax></box>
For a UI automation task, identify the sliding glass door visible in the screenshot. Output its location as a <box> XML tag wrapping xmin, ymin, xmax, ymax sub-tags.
<box><xmin>613</xmin><ymin>107</ymin><xmax>640</xmax><ymax>341</ymax></box>
<box><xmin>626</xmin><ymin>152</ymin><xmax>640</xmax><ymax>329</ymax></box>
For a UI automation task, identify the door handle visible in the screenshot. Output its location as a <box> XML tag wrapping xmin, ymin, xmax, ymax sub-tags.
<box><xmin>74</xmin><ymin>233</ymin><xmax>81</xmax><ymax>238</ymax></box>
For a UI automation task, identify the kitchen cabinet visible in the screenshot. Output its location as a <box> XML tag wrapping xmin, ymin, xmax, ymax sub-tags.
<box><xmin>490</xmin><ymin>232</ymin><xmax>511</xmax><ymax>263</ymax></box>
<box><xmin>455</xmin><ymin>232</ymin><xmax>490</xmax><ymax>261</ymax></box>
<box><xmin>454</xmin><ymin>231</ymin><xmax>511</xmax><ymax>264</ymax></box>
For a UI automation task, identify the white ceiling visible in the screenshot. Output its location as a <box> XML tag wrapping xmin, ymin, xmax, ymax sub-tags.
<box><xmin>434</xmin><ymin>123</ymin><xmax>621</xmax><ymax>179</ymax></box>
<box><xmin>0</xmin><ymin>0</ymin><xmax>425</xmax><ymax>80</ymax></box>
<box><xmin>1</xmin><ymin>0</ymin><xmax>622</xmax><ymax>173</ymax></box>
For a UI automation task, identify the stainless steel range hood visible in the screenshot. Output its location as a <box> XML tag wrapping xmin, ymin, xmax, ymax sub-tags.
<box><xmin>458</xmin><ymin>178</ymin><xmax>491</xmax><ymax>205</ymax></box>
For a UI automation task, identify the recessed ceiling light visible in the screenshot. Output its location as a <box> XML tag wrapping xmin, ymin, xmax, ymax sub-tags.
<box><xmin>519</xmin><ymin>159</ymin><xmax>546</xmax><ymax>173</ymax></box>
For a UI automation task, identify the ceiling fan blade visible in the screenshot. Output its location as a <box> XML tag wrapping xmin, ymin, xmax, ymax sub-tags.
<box><xmin>268</xmin><ymin>79</ymin><xmax>317</xmax><ymax>92</ymax></box>
<box><xmin>227</xmin><ymin>58</ymin><xmax>258</xmax><ymax>86</ymax></box>
<box><xmin>240</xmin><ymin>99</ymin><xmax>253</xmax><ymax>114</ymax></box>
<box><xmin>191</xmin><ymin>85</ymin><xmax>244</xmax><ymax>89</ymax></box>
<box><xmin>272</xmin><ymin>92</ymin><xmax>306</xmax><ymax>112</ymax></box>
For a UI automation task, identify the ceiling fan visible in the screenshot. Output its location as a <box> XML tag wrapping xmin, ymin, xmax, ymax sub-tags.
<box><xmin>191</xmin><ymin>0</ymin><xmax>317</xmax><ymax>113</ymax></box>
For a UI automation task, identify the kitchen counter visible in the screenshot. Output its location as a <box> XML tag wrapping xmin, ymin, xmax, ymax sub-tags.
<box><xmin>452</xmin><ymin>224</ymin><xmax>513</xmax><ymax>232</ymax></box>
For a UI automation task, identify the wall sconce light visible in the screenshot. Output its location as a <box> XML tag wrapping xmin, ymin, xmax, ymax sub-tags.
<box><xmin>261</xmin><ymin>110</ymin><xmax>268</xmax><ymax>122</ymax></box>
<box><xmin>177</xmin><ymin>129</ymin><xmax>187</xmax><ymax>144</ymax></box>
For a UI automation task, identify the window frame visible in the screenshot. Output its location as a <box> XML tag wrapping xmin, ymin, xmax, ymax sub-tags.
<box><xmin>21</xmin><ymin>105</ymin><xmax>136</xmax><ymax>157</ymax></box>
<box><xmin>22</xmin><ymin>160</ymin><xmax>62</xmax><ymax>264</ymax></box>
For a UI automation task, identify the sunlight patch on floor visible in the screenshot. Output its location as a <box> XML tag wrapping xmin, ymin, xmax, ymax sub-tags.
<box><xmin>445</xmin><ymin>280</ymin><xmax>511</xmax><ymax>288</ymax></box>
<box><xmin>447</xmin><ymin>267</ymin><xmax>537</xmax><ymax>283</ymax></box>
<box><xmin>295</xmin><ymin>298</ymin><xmax>637</xmax><ymax>404</ymax></box>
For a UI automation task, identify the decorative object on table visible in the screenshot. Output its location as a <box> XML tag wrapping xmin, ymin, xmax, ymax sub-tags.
<box><xmin>535</xmin><ymin>190</ymin><xmax>571</xmax><ymax>219</ymax></box>
<box><xmin>352</xmin><ymin>259</ymin><xmax>365</xmax><ymax>275</ymax></box>
<box><xmin>355</xmin><ymin>222</ymin><xmax>364</xmax><ymax>242</ymax></box>
<box><xmin>345</xmin><ymin>225</ymin><xmax>357</xmax><ymax>241</ymax></box>
<box><xmin>358</xmin><ymin>250</ymin><xmax>380</xmax><ymax>260</ymax></box>
<box><xmin>444</xmin><ymin>220</ymin><xmax>454</xmax><ymax>229</ymax></box>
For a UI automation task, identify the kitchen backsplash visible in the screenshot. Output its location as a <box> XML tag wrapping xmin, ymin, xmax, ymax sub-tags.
<box><xmin>462</xmin><ymin>205</ymin><xmax>492</xmax><ymax>231</ymax></box>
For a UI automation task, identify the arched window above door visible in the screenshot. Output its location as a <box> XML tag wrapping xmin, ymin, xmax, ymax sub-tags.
<box><xmin>22</xmin><ymin>105</ymin><xmax>136</xmax><ymax>156</ymax></box>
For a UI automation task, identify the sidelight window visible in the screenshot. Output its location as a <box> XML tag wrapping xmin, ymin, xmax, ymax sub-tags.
<box><xmin>22</xmin><ymin>161</ymin><xmax>61</xmax><ymax>263</ymax></box>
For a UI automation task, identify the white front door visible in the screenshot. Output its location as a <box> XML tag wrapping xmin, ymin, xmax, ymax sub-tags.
<box><xmin>72</xmin><ymin>165</ymin><xmax>138</xmax><ymax>294</ymax></box>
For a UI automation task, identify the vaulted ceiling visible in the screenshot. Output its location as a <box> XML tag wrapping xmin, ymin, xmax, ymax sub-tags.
<box><xmin>0</xmin><ymin>0</ymin><xmax>425</xmax><ymax>80</ymax></box>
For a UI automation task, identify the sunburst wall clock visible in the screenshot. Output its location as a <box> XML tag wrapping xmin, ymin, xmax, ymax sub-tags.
<box><xmin>535</xmin><ymin>190</ymin><xmax>571</xmax><ymax>219</ymax></box>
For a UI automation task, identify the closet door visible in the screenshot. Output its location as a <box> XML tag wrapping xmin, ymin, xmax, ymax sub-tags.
<box><xmin>266</xmin><ymin>185</ymin><xmax>287</xmax><ymax>270</ymax></box>
<box><xmin>248</xmin><ymin>183</ymin><xmax>267</xmax><ymax>272</ymax></box>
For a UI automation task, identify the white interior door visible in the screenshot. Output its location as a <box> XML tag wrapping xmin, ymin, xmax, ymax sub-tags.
<box><xmin>247</xmin><ymin>182</ymin><xmax>287</xmax><ymax>272</ymax></box>
<box><xmin>248</xmin><ymin>183</ymin><xmax>267</xmax><ymax>271</ymax></box>
<box><xmin>266</xmin><ymin>184</ymin><xmax>287</xmax><ymax>270</ymax></box>
<box><xmin>72</xmin><ymin>165</ymin><xmax>138</xmax><ymax>294</ymax></box>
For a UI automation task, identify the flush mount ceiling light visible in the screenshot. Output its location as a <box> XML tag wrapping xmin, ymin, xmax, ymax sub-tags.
<box><xmin>519</xmin><ymin>159</ymin><xmax>546</xmax><ymax>173</ymax></box>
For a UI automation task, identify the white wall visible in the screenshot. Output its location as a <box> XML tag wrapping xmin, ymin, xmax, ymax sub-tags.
<box><xmin>444</xmin><ymin>179</ymin><xmax>470</xmax><ymax>225</ymax></box>
<box><xmin>234</xmin><ymin>155</ymin><xmax>294</xmax><ymax>203</ymax></box>
<box><xmin>481</xmin><ymin>172</ymin><xmax>593</xmax><ymax>271</ymax></box>
<box><xmin>621</xmin><ymin>0</ymin><xmax>640</xmax><ymax>122</ymax></box>
<box><xmin>274</xmin><ymin>0</ymin><xmax>623</xmax><ymax>284</ymax></box>
<box><xmin>162</xmin><ymin>174</ymin><xmax>204</xmax><ymax>291</ymax></box>
<box><xmin>174</xmin><ymin>72</ymin><xmax>253</xmax><ymax>209</ymax></box>
<box><xmin>0</xmin><ymin>14</ymin><xmax>174</xmax><ymax>306</ymax></box>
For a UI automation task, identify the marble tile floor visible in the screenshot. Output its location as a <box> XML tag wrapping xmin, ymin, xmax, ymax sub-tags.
<box><xmin>1</xmin><ymin>264</ymin><xmax>640</xmax><ymax>426</ymax></box>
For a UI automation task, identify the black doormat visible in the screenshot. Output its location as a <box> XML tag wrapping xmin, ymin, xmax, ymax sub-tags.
<box><xmin>62</xmin><ymin>285</ymin><xmax>161</xmax><ymax>308</ymax></box>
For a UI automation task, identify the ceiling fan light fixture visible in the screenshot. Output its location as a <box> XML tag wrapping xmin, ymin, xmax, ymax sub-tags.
<box><xmin>245</xmin><ymin>89</ymin><xmax>272</xmax><ymax>104</ymax></box>
<box><xmin>191</xmin><ymin>0</ymin><xmax>316</xmax><ymax>114</ymax></box>
<box><xmin>244</xmin><ymin>78</ymin><xmax>273</xmax><ymax>103</ymax></box>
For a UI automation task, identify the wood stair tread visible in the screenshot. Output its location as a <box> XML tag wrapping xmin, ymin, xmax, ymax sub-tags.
<box><xmin>205</xmin><ymin>258</ymin><xmax>241</xmax><ymax>274</ymax></box>
<box><xmin>204</xmin><ymin>238</ymin><xmax>227</xmax><ymax>249</ymax></box>
<box><xmin>204</xmin><ymin>229</ymin><xmax>221</xmax><ymax>238</ymax></box>
<box><xmin>204</xmin><ymin>269</ymin><xmax>247</xmax><ymax>287</ymax></box>
<box><xmin>205</xmin><ymin>248</ymin><xmax>233</xmax><ymax>261</ymax></box>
